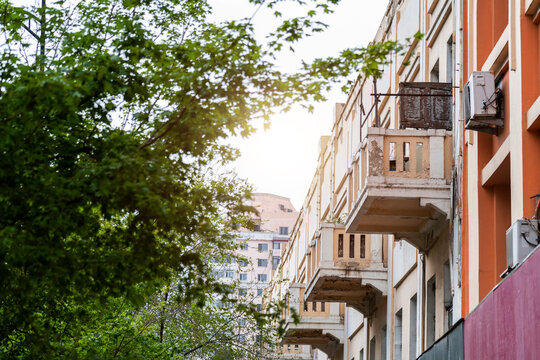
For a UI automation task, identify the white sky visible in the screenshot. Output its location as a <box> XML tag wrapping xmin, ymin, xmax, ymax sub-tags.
<box><xmin>209</xmin><ymin>0</ymin><xmax>389</xmax><ymax>210</ymax></box>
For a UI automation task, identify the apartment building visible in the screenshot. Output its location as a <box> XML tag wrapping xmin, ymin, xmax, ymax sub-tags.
<box><xmin>267</xmin><ymin>0</ymin><xmax>539</xmax><ymax>359</ymax></box>
<box><xmin>231</xmin><ymin>193</ymin><xmax>298</xmax><ymax>317</ymax></box>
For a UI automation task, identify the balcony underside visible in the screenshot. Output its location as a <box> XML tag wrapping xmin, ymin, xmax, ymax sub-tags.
<box><xmin>346</xmin><ymin>177</ymin><xmax>450</xmax><ymax>251</ymax></box>
<box><xmin>283</xmin><ymin>328</ymin><xmax>342</xmax><ymax>357</ymax></box>
<box><xmin>305</xmin><ymin>267</ymin><xmax>387</xmax><ymax>316</ymax></box>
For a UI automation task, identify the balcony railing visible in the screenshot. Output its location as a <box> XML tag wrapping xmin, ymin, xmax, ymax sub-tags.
<box><xmin>282</xmin><ymin>283</ymin><xmax>344</xmax><ymax>358</ymax></box>
<box><xmin>346</xmin><ymin>127</ymin><xmax>452</xmax><ymax>251</ymax></box>
<box><xmin>304</xmin><ymin>223</ymin><xmax>387</xmax><ymax>316</ymax></box>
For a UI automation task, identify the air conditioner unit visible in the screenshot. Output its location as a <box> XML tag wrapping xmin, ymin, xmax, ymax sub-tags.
<box><xmin>505</xmin><ymin>219</ymin><xmax>540</xmax><ymax>271</ymax></box>
<box><xmin>464</xmin><ymin>71</ymin><xmax>503</xmax><ymax>133</ymax></box>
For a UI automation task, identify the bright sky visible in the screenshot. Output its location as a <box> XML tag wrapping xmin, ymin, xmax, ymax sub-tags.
<box><xmin>210</xmin><ymin>0</ymin><xmax>389</xmax><ymax>210</ymax></box>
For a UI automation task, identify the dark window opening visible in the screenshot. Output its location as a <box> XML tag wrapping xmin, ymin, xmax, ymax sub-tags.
<box><xmin>349</xmin><ymin>234</ymin><xmax>355</xmax><ymax>258</ymax></box>
<box><xmin>360</xmin><ymin>235</ymin><xmax>366</xmax><ymax>258</ymax></box>
<box><xmin>403</xmin><ymin>142</ymin><xmax>410</xmax><ymax>171</ymax></box>
<box><xmin>338</xmin><ymin>234</ymin><xmax>344</xmax><ymax>257</ymax></box>
<box><xmin>389</xmin><ymin>142</ymin><xmax>396</xmax><ymax>171</ymax></box>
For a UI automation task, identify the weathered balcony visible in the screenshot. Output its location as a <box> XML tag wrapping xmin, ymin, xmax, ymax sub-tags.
<box><xmin>304</xmin><ymin>223</ymin><xmax>387</xmax><ymax>316</ymax></box>
<box><xmin>346</xmin><ymin>127</ymin><xmax>452</xmax><ymax>251</ymax></box>
<box><xmin>282</xmin><ymin>283</ymin><xmax>344</xmax><ymax>358</ymax></box>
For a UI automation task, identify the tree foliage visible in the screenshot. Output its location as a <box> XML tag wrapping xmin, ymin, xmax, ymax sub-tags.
<box><xmin>0</xmin><ymin>0</ymin><xmax>413</xmax><ymax>357</ymax></box>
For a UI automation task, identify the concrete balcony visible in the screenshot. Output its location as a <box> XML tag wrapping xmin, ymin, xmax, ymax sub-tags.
<box><xmin>346</xmin><ymin>127</ymin><xmax>452</xmax><ymax>251</ymax></box>
<box><xmin>304</xmin><ymin>223</ymin><xmax>387</xmax><ymax>316</ymax></box>
<box><xmin>277</xmin><ymin>350</ymin><xmax>313</xmax><ymax>360</ymax></box>
<box><xmin>282</xmin><ymin>283</ymin><xmax>344</xmax><ymax>358</ymax></box>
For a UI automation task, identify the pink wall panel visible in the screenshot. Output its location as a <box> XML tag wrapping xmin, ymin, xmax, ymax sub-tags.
<box><xmin>464</xmin><ymin>247</ymin><xmax>540</xmax><ymax>359</ymax></box>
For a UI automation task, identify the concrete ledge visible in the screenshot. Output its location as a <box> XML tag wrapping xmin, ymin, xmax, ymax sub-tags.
<box><xmin>426</xmin><ymin>0</ymin><xmax>452</xmax><ymax>47</ymax></box>
<box><xmin>525</xmin><ymin>0</ymin><xmax>540</xmax><ymax>15</ymax></box>
<box><xmin>481</xmin><ymin>137</ymin><xmax>510</xmax><ymax>186</ymax></box>
<box><xmin>481</xmin><ymin>26</ymin><xmax>509</xmax><ymax>73</ymax></box>
<box><xmin>527</xmin><ymin>95</ymin><xmax>540</xmax><ymax>130</ymax></box>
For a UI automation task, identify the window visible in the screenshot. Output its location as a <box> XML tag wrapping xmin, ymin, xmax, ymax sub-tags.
<box><xmin>279</xmin><ymin>226</ymin><xmax>288</xmax><ymax>235</ymax></box>
<box><xmin>359</xmin><ymin>349</ymin><xmax>364</xmax><ymax>360</ymax></box>
<box><xmin>294</xmin><ymin>345</ymin><xmax>299</xmax><ymax>350</ymax></box>
<box><xmin>253</xmin><ymin>224</ymin><xmax>261</xmax><ymax>232</ymax></box>
<box><xmin>238</xmin><ymin>318</ymin><xmax>246</xmax><ymax>326</ymax></box>
<box><xmin>257</xmin><ymin>274</ymin><xmax>267</xmax><ymax>282</ymax></box>
<box><xmin>426</xmin><ymin>275</ymin><xmax>436</xmax><ymax>347</ymax></box>
<box><xmin>239</xmin><ymin>273</ymin><xmax>247</xmax><ymax>281</ymax></box>
<box><xmin>382</xmin><ymin>325</ymin><xmax>387</xmax><ymax>360</ymax></box>
<box><xmin>257</xmin><ymin>288</ymin><xmax>263</xmax><ymax>296</ymax></box>
<box><xmin>338</xmin><ymin>234</ymin><xmax>344</xmax><ymax>257</ymax></box>
<box><xmin>273</xmin><ymin>242</ymin><xmax>281</xmax><ymax>249</ymax></box>
<box><xmin>226</xmin><ymin>271</ymin><xmax>234</xmax><ymax>279</ymax></box>
<box><xmin>279</xmin><ymin>204</ymin><xmax>285</xmax><ymax>211</ymax></box>
<box><xmin>312</xmin><ymin>302</ymin><xmax>317</xmax><ymax>312</ymax></box>
<box><xmin>258</xmin><ymin>243</ymin><xmax>268</xmax><ymax>252</ymax></box>
<box><xmin>394</xmin><ymin>310</ymin><xmax>402</xmax><ymax>360</ymax></box>
<box><xmin>360</xmin><ymin>235</ymin><xmax>366</xmax><ymax>258</ymax></box>
<box><xmin>369</xmin><ymin>337</ymin><xmax>376</xmax><ymax>360</ymax></box>
<box><xmin>239</xmin><ymin>334</ymin><xmax>246</xmax><ymax>343</ymax></box>
<box><xmin>256</xmin><ymin>304</ymin><xmax>262</xmax><ymax>311</ymax></box>
<box><xmin>217</xmin><ymin>271</ymin><xmax>225</xmax><ymax>278</ymax></box>
<box><xmin>238</xmin><ymin>288</ymin><xmax>247</xmax><ymax>296</ymax></box>
<box><xmin>303</xmin><ymin>301</ymin><xmax>308</xmax><ymax>312</ymax></box>
<box><xmin>238</xmin><ymin>259</ymin><xmax>248</xmax><ymax>267</ymax></box>
<box><xmin>321</xmin><ymin>301</ymin><xmax>325</xmax><ymax>312</ymax></box>
<box><xmin>240</xmin><ymin>243</ymin><xmax>248</xmax><ymax>251</ymax></box>
<box><xmin>257</xmin><ymin>259</ymin><xmax>267</xmax><ymax>267</ymax></box>
<box><xmin>430</xmin><ymin>60</ymin><xmax>439</xmax><ymax>82</ymax></box>
<box><xmin>349</xmin><ymin>234</ymin><xmax>355</xmax><ymax>258</ymax></box>
<box><xmin>272</xmin><ymin>256</ymin><xmax>280</xmax><ymax>267</ymax></box>
<box><xmin>410</xmin><ymin>294</ymin><xmax>418</xmax><ymax>360</ymax></box>
<box><xmin>444</xmin><ymin>261</ymin><xmax>453</xmax><ymax>331</ymax></box>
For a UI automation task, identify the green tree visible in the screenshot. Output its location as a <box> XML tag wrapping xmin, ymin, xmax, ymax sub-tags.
<box><xmin>0</xmin><ymin>0</ymin><xmax>414</xmax><ymax>357</ymax></box>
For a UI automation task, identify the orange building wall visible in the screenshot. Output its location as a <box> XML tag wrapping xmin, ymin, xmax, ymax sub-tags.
<box><xmin>520</xmin><ymin>2</ymin><xmax>540</xmax><ymax>219</ymax></box>
<box><xmin>462</xmin><ymin>0</ymin><xmax>540</xmax><ymax>317</ymax></box>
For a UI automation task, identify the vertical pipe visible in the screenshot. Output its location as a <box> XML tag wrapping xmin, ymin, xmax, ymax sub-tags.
<box><xmin>419</xmin><ymin>252</ymin><xmax>426</xmax><ymax>353</ymax></box>
<box><xmin>40</xmin><ymin>0</ymin><xmax>46</xmax><ymax>57</ymax></box>
<box><xmin>374</xmin><ymin>79</ymin><xmax>380</xmax><ymax>127</ymax></box>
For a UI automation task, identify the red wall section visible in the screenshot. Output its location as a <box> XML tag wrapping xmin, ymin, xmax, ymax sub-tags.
<box><xmin>464</xmin><ymin>247</ymin><xmax>540</xmax><ymax>359</ymax></box>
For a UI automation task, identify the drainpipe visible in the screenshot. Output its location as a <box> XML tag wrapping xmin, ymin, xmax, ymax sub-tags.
<box><xmin>419</xmin><ymin>252</ymin><xmax>426</xmax><ymax>354</ymax></box>
<box><xmin>386</xmin><ymin>234</ymin><xmax>394</xmax><ymax>360</ymax></box>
